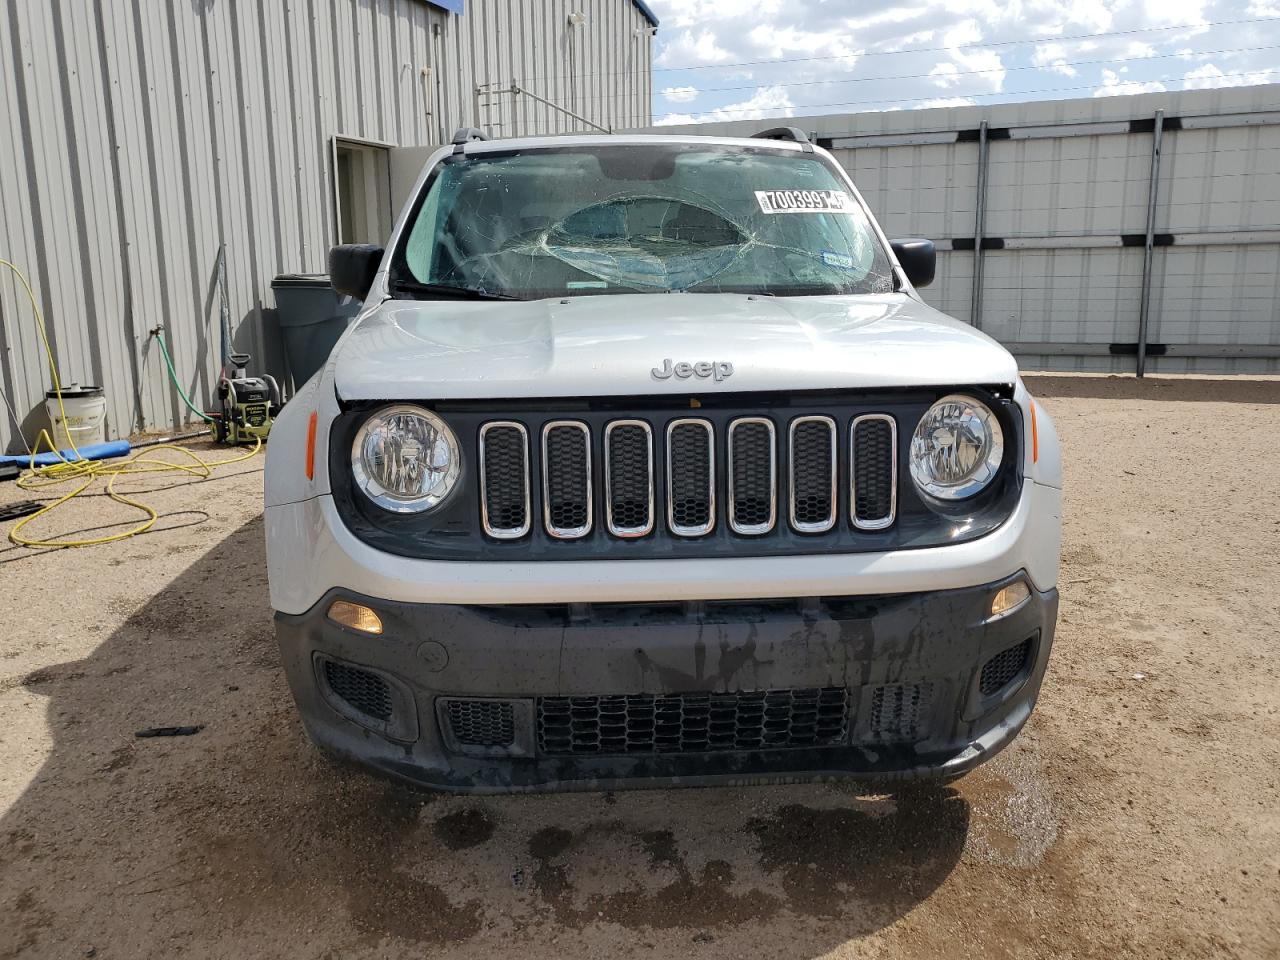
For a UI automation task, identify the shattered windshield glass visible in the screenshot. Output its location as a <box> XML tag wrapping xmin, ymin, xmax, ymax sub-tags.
<box><xmin>395</xmin><ymin>144</ymin><xmax>896</xmax><ymax>299</ymax></box>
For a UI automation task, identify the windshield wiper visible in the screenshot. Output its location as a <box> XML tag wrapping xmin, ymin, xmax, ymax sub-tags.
<box><xmin>389</xmin><ymin>278</ymin><xmax>521</xmax><ymax>301</ymax></box>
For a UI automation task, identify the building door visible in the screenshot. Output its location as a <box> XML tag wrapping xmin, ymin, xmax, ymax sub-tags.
<box><xmin>331</xmin><ymin>136</ymin><xmax>394</xmax><ymax>245</ymax></box>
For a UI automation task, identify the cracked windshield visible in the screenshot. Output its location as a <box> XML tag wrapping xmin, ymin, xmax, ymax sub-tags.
<box><xmin>398</xmin><ymin>144</ymin><xmax>896</xmax><ymax>299</ymax></box>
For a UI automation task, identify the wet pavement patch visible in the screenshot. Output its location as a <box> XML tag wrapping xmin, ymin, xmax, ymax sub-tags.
<box><xmin>433</xmin><ymin>807</ymin><xmax>496</xmax><ymax>850</ymax></box>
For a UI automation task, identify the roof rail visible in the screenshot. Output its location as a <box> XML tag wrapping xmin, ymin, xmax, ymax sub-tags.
<box><xmin>451</xmin><ymin>127</ymin><xmax>488</xmax><ymax>155</ymax></box>
<box><xmin>751</xmin><ymin>126</ymin><xmax>814</xmax><ymax>152</ymax></box>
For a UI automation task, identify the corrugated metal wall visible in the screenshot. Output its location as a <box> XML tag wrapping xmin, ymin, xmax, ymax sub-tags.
<box><xmin>650</xmin><ymin>85</ymin><xmax>1280</xmax><ymax>376</ymax></box>
<box><xmin>0</xmin><ymin>0</ymin><xmax>653</xmax><ymax>452</ymax></box>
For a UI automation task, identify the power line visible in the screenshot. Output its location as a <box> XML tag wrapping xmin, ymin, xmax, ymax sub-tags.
<box><xmin>506</xmin><ymin>14</ymin><xmax>1280</xmax><ymax>88</ymax></box>
<box><xmin>669</xmin><ymin>44</ymin><xmax>1280</xmax><ymax>98</ymax></box>
<box><xmin>655</xmin><ymin>70</ymin><xmax>1280</xmax><ymax>122</ymax></box>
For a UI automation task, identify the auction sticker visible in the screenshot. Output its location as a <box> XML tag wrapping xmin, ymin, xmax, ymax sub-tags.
<box><xmin>755</xmin><ymin>189</ymin><xmax>855</xmax><ymax>214</ymax></box>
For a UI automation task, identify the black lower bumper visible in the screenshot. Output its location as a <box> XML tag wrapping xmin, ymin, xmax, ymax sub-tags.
<box><xmin>274</xmin><ymin>575</ymin><xmax>1058</xmax><ymax>794</ymax></box>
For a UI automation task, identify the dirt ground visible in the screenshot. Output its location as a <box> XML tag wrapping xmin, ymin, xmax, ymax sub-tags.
<box><xmin>1</xmin><ymin>374</ymin><xmax>1277</xmax><ymax>959</ymax></box>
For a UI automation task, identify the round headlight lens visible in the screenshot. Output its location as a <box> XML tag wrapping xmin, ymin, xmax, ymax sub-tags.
<box><xmin>909</xmin><ymin>394</ymin><xmax>1004</xmax><ymax>500</ymax></box>
<box><xmin>351</xmin><ymin>405</ymin><xmax>461</xmax><ymax>512</ymax></box>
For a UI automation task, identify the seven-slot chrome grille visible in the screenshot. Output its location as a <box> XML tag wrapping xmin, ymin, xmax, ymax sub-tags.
<box><xmin>478</xmin><ymin>413</ymin><xmax>899</xmax><ymax>541</ymax></box>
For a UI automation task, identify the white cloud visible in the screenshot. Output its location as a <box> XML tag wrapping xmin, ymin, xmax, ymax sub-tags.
<box><xmin>662</xmin><ymin>85</ymin><xmax>699</xmax><ymax>103</ymax></box>
<box><xmin>744</xmin><ymin>23</ymin><xmax>861</xmax><ymax>69</ymax></box>
<box><xmin>654</xmin><ymin>29</ymin><xmax>732</xmax><ymax>67</ymax></box>
<box><xmin>929</xmin><ymin>63</ymin><xmax>961</xmax><ymax>88</ymax></box>
<box><xmin>654</xmin><ymin>84</ymin><xmax>795</xmax><ymax>125</ymax></box>
<box><xmin>642</xmin><ymin>0</ymin><xmax>1280</xmax><ymax>123</ymax></box>
<box><xmin>918</xmin><ymin>96</ymin><xmax>979</xmax><ymax>108</ymax></box>
<box><xmin>1182</xmin><ymin>62</ymin><xmax>1276</xmax><ymax>87</ymax></box>
<box><xmin>1093</xmin><ymin>67</ymin><xmax>1168</xmax><ymax>96</ymax></box>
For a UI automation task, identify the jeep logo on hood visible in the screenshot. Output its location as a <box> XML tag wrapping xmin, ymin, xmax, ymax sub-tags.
<box><xmin>651</xmin><ymin>358</ymin><xmax>734</xmax><ymax>382</ymax></box>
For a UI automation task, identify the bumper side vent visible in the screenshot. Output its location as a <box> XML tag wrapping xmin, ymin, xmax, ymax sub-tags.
<box><xmin>867</xmin><ymin>682</ymin><xmax>934</xmax><ymax>743</ymax></box>
<box><xmin>979</xmin><ymin>637</ymin><xmax>1034</xmax><ymax>696</ymax></box>
<box><xmin>323</xmin><ymin>659</ymin><xmax>393</xmax><ymax>722</ymax></box>
<box><xmin>313</xmin><ymin>653</ymin><xmax>418</xmax><ymax>742</ymax></box>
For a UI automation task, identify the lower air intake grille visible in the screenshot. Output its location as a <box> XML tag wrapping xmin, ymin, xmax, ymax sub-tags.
<box><xmin>537</xmin><ymin>687</ymin><xmax>848</xmax><ymax>756</ymax></box>
<box><xmin>980</xmin><ymin>637</ymin><xmax>1033</xmax><ymax>695</ymax></box>
<box><xmin>867</xmin><ymin>682</ymin><xmax>933</xmax><ymax>743</ymax></box>
<box><xmin>323</xmin><ymin>660</ymin><xmax>393</xmax><ymax>722</ymax></box>
<box><xmin>445</xmin><ymin>699</ymin><xmax>516</xmax><ymax>747</ymax></box>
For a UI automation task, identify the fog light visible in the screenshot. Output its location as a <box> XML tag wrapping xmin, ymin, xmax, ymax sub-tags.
<box><xmin>988</xmin><ymin>581</ymin><xmax>1030</xmax><ymax>620</ymax></box>
<box><xmin>327</xmin><ymin>600</ymin><xmax>383</xmax><ymax>635</ymax></box>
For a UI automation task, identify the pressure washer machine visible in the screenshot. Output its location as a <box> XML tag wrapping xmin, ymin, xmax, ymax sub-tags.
<box><xmin>212</xmin><ymin>352</ymin><xmax>281</xmax><ymax>445</ymax></box>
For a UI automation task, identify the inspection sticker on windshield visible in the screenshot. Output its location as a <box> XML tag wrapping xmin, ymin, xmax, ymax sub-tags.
<box><xmin>755</xmin><ymin>189</ymin><xmax>855</xmax><ymax>215</ymax></box>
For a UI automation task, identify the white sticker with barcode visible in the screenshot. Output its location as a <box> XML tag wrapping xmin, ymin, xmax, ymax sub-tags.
<box><xmin>754</xmin><ymin>189</ymin><xmax>855</xmax><ymax>214</ymax></box>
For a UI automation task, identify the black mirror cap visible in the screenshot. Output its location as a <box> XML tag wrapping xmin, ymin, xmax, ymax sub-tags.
<box><xmin>890</xmin><ymin>238</ymin><xmax>936</xmax><ymax>288</ymax></box>
<box><xmin>328</xmin><ymin>244</ymin><xmax>384</xmax><ymax>300</ymax></box>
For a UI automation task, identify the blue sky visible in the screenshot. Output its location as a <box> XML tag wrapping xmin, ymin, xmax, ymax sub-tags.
<box><xmin>643</xmin><ymin>0</ymin><xmax>1280</xmax><ymax>124</ymax></box>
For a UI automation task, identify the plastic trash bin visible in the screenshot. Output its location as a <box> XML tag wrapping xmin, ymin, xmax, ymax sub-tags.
<box><xmin>271</xmin><ymin>273</ymin><xmax>362</xmax><ymax>389</ymax></box>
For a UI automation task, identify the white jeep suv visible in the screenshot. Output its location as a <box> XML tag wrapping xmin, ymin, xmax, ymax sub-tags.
<box><xmin>264</xmin><ymin>127</ymin><xmax>1062</xmax><ymax>793</ymax></box>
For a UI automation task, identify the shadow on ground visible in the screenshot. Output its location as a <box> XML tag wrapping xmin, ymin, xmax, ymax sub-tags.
<box><xmin>0</xmin><ymin>518</ymin><xmax>972</xmax><ymax>957</ymax></box>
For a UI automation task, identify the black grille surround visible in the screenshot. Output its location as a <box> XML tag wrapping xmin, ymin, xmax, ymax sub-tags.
<box><xmin>537</xmin><ymin>688</ymin><xmax>849</xmax><ymax>756</ymax></box>
<box><xmin>329</xmin><ymin>389</ymin><xmax>1024</xmax><ymax>561</ymax></box>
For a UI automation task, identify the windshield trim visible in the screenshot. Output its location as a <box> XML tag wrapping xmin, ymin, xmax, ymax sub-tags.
<box><xmin>386</xmin><ymin>143</ymin><xmax>897</xmax><ymax>301</ymax></box>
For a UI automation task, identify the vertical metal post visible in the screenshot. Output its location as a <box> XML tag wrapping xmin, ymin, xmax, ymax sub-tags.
<box><xmin>472</xmin><ymin>84</ymin><xmax>483</xmax><ymax>133</ymax></box>
<box><xmin>420</xmin><ymin>67</ymin><xmax>433</xmax><ymax>135</ymax></box>
<box><xmin>1137</xmin><ymin>109</ymin><xmax>1165</xmax><ymax>378</ymax></box>
<box><xmin>970</xmin><ymin>120</ymin><xmax>989</xmax><ymax>330</ymax></box>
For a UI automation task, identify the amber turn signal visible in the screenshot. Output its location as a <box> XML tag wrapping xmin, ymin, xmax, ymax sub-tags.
<box><xmin>989</xmin><ymin>581</ymin><xmax>1031</xmax><ymax>620</ymax></box>
<box><xmin>327</xmin><ymin>600</ymin><xmax>383</xmax><ymax>635</ymax></box>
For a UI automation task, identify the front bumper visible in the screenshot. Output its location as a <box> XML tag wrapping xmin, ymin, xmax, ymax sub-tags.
<box><xmin>274</xmin><ymin>575</ymin><xmax>1058</xmax><ymax>793</ymax></box>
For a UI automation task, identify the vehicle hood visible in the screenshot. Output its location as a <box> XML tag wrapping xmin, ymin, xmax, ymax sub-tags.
<box><xmin>333</xmin><ymin>293</ymin><xmax>1018</xmax><ymax>400</ymax></box>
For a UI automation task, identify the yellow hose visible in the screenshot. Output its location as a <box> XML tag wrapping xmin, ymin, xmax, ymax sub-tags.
<box><xmin>1</xmin><ymin>258</ymin><xmax>263</xmax><ymax>549</ymax></box>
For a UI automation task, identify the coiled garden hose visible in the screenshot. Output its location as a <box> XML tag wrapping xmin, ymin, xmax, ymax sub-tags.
<box><xmin>1</xmin><ymin>258</ymin><xmax>261</xmax><ymax>549</ymax></box>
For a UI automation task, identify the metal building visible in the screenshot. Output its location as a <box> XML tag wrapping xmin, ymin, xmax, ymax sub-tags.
<box><xmin>0</xmin><ymin>0</ymin><xmax>657</xmax><ymax>452</ymax></box>
<box><xmin>653</xmin><ymin>84</ymin><xmax>1280</xmax><ymax>375</ymax></box>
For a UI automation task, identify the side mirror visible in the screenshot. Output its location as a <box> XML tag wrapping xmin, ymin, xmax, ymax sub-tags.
<box><xmin>328</xmin><ymin>244</ymin><xmax>384</xmax><ymax>300</ymax></box>
<box><xmin>890</xmin><ymin>238</ymin><xmax>935</xmax><ymax>289</ymax></box>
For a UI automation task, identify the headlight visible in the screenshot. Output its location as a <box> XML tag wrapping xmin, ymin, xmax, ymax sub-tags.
<box><xmin>351</xmin><ymin>404</ymin><xmax>461</xmax><ymax>512</ymax></box>
<box><xmin>909</xmin><ymin>394</ymin><xmax>1004</xmax><ymax>500</ymax></box>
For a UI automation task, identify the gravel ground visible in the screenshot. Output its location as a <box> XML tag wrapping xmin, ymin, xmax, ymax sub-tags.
<box><xmin>1</xmin><ymin>374</ymin><xmax>1277</xmax><ymax>959</ymax></box>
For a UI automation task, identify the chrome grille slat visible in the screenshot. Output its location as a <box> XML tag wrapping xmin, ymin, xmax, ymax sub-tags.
<box><xmin>604</xmin><ymin>420</ymin><xmax>654</xmax><ymax>538</ymax></box>
<box><xmin>666</xmin><ymin>418</ymin><xmax>715</xmax><ymax>537</ymax></box>
<box><xmin>478</xmin><ymin>421</ymin><xmax>531</xmax><ymax>539</ymax></box>
<box><xmin>728</xmin><ymin>417</ymin><xmax>776</xmax><ymax>535</ymax></box>
<box><xmin>542</xmin><ymin>421</ymin><xmax>592</xmax><ymax>539</ymax></box>
<box><xmin>851</xmin><ymin>414</ymin><xmax>897</xmax><ymax>530</ymax></box>
<box><xmin>789</xmin><ymin>416</ymin><xmax>837</xmax><ymax>533</ymax></box>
